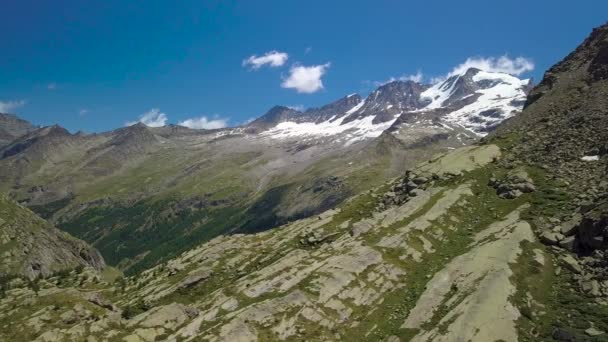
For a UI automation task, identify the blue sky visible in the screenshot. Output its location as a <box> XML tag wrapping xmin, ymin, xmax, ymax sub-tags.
<box><xmin>1</xmin><ymin>0</ymin><xmax>606</xmax><ymax>132</ymax></box>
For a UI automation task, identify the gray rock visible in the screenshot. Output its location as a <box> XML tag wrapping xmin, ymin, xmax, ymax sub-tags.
<box><xmin>540</xmin><ymin>231</ymin><xmax>564</xmax><ymax>245</ymax></box>
<box><xmin>498</xmin><ymin>190</ymin><xmax>523</xmax><ymax>199</ymax></box>
<box><xmin>582</xmin><ymin>280</ymin><xmax>601</xmax><ymax>297</ymax></box>
<box><xmin>412</xmin><ymin>177</ymin><xmax>428</xmax><ymax>185</ymax></box>
<box><xmin>409</xmin><ymin>189</ymin><xmax>425</xmax><ymax>197</ymax></box>
<box><xmin>60</xmin><ymin>310</ymin><xmax>78</xmax><ymax>325</ymax></box>
<box><xmin>513</xmin><ymin>182</ymin><xmax>536</xmax><ymax>193</ymax></box>
<box><xmin>560</xmin><ymin>255</ymin><xmax>582</xmax><ymax>274</ymax></box>
<box><xmin>585</xmin><ymin>327</ymin><xmax>605</xmax><ymax>336</ymax></box>
<box><xmin>177</xmin><ymin>269</ymin><xmax>213</xmax><ymax>289</ymax></box>
<box><xmin>559</xmin><ymin>214</ymin><xmax>582</xmax><ymax>236</ymax></box>
<box><xmin>558</xmin><ymin>236</ymin><xmax>576</xmax><ymax>251</ymax></box>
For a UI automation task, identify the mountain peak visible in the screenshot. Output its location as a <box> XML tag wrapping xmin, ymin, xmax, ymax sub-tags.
<box><xmin>0</xmin><ymin>113</ymin><xmax>37</xmax><ymax>147</ymax></box>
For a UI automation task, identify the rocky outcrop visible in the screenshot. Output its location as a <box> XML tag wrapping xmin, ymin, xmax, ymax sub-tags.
<box><xmin>0</xmin><ymin>194</ymin><xmax>105</xmax><ymax>279</ymax></box>
<box><xmin>488</xmin><ymin>169</ymin><xmax>536</xmax><ymax>199</ymax></box>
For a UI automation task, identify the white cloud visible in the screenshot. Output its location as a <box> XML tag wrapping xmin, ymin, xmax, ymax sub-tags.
<box><xmin>402</xmin><ymin>70</ymin><xmax>423</xmax><ymax>83</ymax></box>
<box><xmin>79</xmin><ymin>109</ymin><xmax>89</xmax><ymax>117</ymax></box>
<box><xmin>126</xmin><ymin>108</ymin><xmax>168</xmax><ymax>127</ymax></box>
<box><xmin>178</xmin><ymin>115</ymin><xmax>228</xmax><ymax>130</ymax></box>
<box><xmin>287</xmin><ymin>104</ymin><xmax>305</xmax><ymax>111</ymax></box>
<box><xmin>0</xmin><ymin>100</ymin><xmax>26</xmax><ymax>113</ymax></box>
<box><xmin>281</xmin><ymin>63</ymin><xmax>330</xmax><ymax>93</ymax></box>
<box><xmin>241</xmin><ymin>117</ymin><xmax>255</xmax><ymax>125</ymax></box>
<box><xmin>242</xmin><ymin>50</ymin><xmax>288</xmax><ymax>70</ymax></box>
<box><xmin>373</xmin><ymin>70</ymin><xmax>425</xmax><ymax>87</ymax></box>
<box><xmin>429</xmin><ymin>75</ymin><xmax>447</xmax><ymax>85</ymax></box>
<box><xmin>448</xmin><ymin>56</ymin><xmax>534</xmax><ymax>77</ymax></box>
<box><xmin>47</xmin><ymin>83</ymin><xmax>57</xmax><ymax>90</ymax></box>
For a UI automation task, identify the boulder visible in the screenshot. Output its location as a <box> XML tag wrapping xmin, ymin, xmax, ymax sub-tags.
<box><xmin>558</xmin><ymin>236</ymin><xmax>576</xmax><ymax>251</ymax></box>
<box><xmin>560</xmin><ymin>255</ymin><xmax>582</xmax><ymax>274</ymax></box>
<box><xmin>498</xmin><ymin>189</ymin><xmax>523</xmax><ymax>199</ymax></box>
<box><xmin>540</xmin><ymin>231</ymin><xmax>564</xmax><ymax>245</ymax></box>
<box><xmin>513</xmin><ymin>182</ymin><xmax>536</xmax><ymax>193</ymax></box>
<box><xmin>585</xmin><ymin>327</ymin><xmax>605</xmax><ymax>336</ymax></box>
<box><xmin>86</xmin><ymin>292</ymin><xmax>117</xmax><ymax>311</ymax></box>
<box><xmin>559</xmin><ymin>213</ymin><xmax>582</xmax><ymax>236</ymax></box>
<box><xmin>411</xmin><ymin>177</ymin><xmax>428</xmax><ymax>185</ymax></box>
<box><xmin>582</xmin><ymin>280</ymin><xmax>601</xmax><ymax>297</ymax></box>
<box><xmin>178</xmin><ymin>270</ymin><xmax>213</xmax><ymax>290</ymax></box>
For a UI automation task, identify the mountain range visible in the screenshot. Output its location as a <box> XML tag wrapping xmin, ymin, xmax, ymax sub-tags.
<box><xmin>0</xmin><ymin>66</ymin><xmax>530</xmax><ymax>274</ymax></box>
<box><xmin>1</xmin><ymin>22</ymin><xmax>608</xmax><ymax>342</ymax></box>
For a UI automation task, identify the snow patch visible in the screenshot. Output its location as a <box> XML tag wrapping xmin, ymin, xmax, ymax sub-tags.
<box><xmin>262</xmin><ymin>110</ymin><xmax>396</xmax><ymax>144</ymax></box>
<box><xmin>581</xmin><ymin>155</ymin><xmax>600</xmax><ymax>161</ymax></box>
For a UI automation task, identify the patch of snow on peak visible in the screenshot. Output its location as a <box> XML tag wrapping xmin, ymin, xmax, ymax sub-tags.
<box><xmin>261</xmin><ymin>105</ymin><xmax>395</xmax><ymax>144</ymax></box>
<box><xmin>582</xmin><ymin>155</ymin><xmax>600</xmax><ymax>161</ymax></box>
<box><xmin>420</xmin><ymin>77</ymin><xmax>458</xmax><ymax>109</ymax></box>
<box><xmin>442</xmin><ymin>76</ymin><xmax>528</xmax><ymax>135</ymax></box>
<box><xmin>345</xmin><ymin>99</ymin><xmax>365</xmax><ymax>115</ymax></box>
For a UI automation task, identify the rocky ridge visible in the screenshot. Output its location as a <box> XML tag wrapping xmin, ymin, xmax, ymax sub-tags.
<box><xmin>0</xmin><ymin>194</ymin><xmax>105</xmax><ymax>280</ymax></box>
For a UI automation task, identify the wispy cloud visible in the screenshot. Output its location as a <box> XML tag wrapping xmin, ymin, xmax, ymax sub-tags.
<box><xmin>242</xmin><ymin>50</ymin><xmax>289</xmax><ymax>70</ymax></box>
<box><xmin>403</xmin><ymin>70</ymin><xmax>423</xmax><ymax>83</ymax></box>
<box><xmin>0</xmin><ymin>100</ymin><xmax>26</xmax><ymax>113</ymax></box>
<box><xmin>287</xmin><ymin>104</ymin><xmax>305</xmax><ymax>111</ymax></box>
<box><xmin>281</xmin><ymin>63</ymin><xmax>330</xmax><ymax>93</ymax></box>
<box><xmin>241</xmin><ymin>117</ymin><xmax>255</xmax><ymax>125</ymax></box>
<box><xmin>126</xmin><ymin>108</ymin><xmax>168</xmax><ymax>127</ymax></box>
<box><xmin>47</xmin><ymin>83</ymin><xmax>57</xmax><ymax>90</ymax></box>
<box><xmin>79</xmin><ymin>109</ymin><xmax>89</xmax><ymax>117</ymax></box>
<box><xmin>178</xmin><ymin>115</ymin><xmax>228</xmax><ymax>129</ymax></box>
<box><xmin>375</xmin><ymin>70</ymin><xmax>424</xmax><ymax>86</ymax></box>
<box><xmin>448</xmin><ymin>56</ymin><xmax>534</xmax><ymax>77</ymax></box>
<box><xmin>426</xmin><ymin>56</ymin><xmax>534</xmax><ymax>85</ymax></box>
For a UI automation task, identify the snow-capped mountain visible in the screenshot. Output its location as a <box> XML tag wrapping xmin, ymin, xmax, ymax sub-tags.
<box><xmin>248</xmin><ymin>67</ymin><xmax>531</xmax><ymax>144</ymax></box>
<box><xmin>420</xmin><ymin>68</ymin><xmax>531</xmax><ymax>133</ymax></box>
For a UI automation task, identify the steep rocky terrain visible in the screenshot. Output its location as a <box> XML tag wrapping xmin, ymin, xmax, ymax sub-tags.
<box><xmin>0</xmin><ymin>194</ymin><xmax>105</xmax><ymax>280</ymax></box>
<box><xmin>0</xmin><ymin>23</ymin><xmax>606</xmax><ymax>342</ymax></box>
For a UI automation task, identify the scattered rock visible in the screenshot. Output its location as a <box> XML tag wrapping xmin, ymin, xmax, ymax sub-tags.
<box><xmin>585</xmin><ymin>327</ymin><xmax>605</xmax><ymax>336</ymax></box>
<box><xmin>490</xmin><ymin>170</ymin><xmax>535</xmax><ymax>199</ymax></box>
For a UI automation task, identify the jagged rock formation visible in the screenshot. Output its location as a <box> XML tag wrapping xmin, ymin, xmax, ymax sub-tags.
<box><xmin>0</xmin><ymin>194</ymin><xmax>105</xmax><ymax>280</ymax></box>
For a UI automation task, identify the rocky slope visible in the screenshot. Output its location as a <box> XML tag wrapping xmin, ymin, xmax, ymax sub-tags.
<box><xmin>0</xmin><ymin>23</ymin><xmax>606</xmax><ymax>342</ymax></box>
<box><xmin>0</xmin><ymin>113</ymin><xmax>36</xmax><ymax>148</ymax></box>
<box><xmin>0</xmin><ymin>194</ymin><xmax>105</xmax><ymax>280</ymax></box>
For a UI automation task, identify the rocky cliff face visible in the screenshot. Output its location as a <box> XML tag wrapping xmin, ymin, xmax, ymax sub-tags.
<box><xmin>0</xmin><ymin>194</ymin><xmax>105</xmax><ymax>280</ymax></box>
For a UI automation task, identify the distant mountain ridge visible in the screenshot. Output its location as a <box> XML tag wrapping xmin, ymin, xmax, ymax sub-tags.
<box><xmin>247</xmin><ymin>67</ymin><xmax>531</xmax><ymax>146</ymax></box>
<box><xmin>0</xmin><ymin>66</ymin><xmax>531</xmax><ymax>275</ymax></box>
